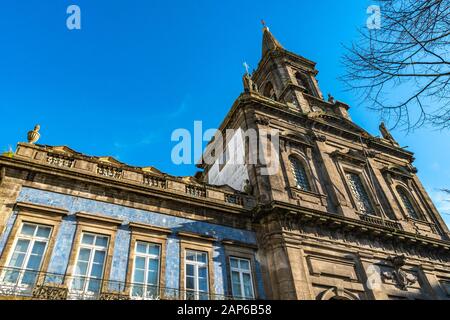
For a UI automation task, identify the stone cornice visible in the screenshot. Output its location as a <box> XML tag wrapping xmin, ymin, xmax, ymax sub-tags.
<box><xmin>0</xmin><ymin>155</ymin><xmax>254</xmax><ymax>217</ymax></box>
<box><xmin>15</xmin><ymin>202</ymin><xmax>69</xmax><ymax>217</ymax></box>
<box><xmin>254</xmin><ymin>201</ymin><xmax>450</xmax><ymax>250</ymax></box>
<box><xmin>128</xmin><ymin>222</ymin><xmax>172</xmax><ymax>235</ymax></box>
<box><xmin>75</xmin><ymin>211</ymin><xmax>124</xmax><ymax>225</ymax></box>
<box><xmin>177</xmin><ymin>231</ymin><xmax>217</xmax><ymax>242</ymax></box>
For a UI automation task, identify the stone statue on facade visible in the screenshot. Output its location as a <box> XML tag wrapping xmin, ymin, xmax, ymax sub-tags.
<box><xmin>242</xmin><ymin>62</ymin><xmax>258</xmax><ymax>93</ymax></box>
<box><xmin>379</xmin><ymin>122</ymin><xmax>399</xmax><ymax>146</ymax></box>
<box><xmin>243</xmin><ymin>73</ymin><xmax>258</xmax><ymax>93</ymax></box>
<box><xmin>327</xmin><ymin>93</ymin><xmax>335</xmax><ymax>104</ymax></box>
<box><xmin>243</xmin><ymin>179</ymin><xmax>254</xmax><ymax>195</ymax></box>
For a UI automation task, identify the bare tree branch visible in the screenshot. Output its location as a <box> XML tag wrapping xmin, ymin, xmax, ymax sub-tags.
<box><xmin>342</xmin><ymin>0</ymin><xmax>450</xmax><ymax>131</ymax></box>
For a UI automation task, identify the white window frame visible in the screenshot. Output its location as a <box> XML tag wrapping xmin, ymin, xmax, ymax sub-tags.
<box><xmin>70</xmin><ymin>232</ymin><xmax>109</xmax><ymax>298</ymax></box>
<box><xmin>184</xmin><ymin>250</ymin><xmax>209</xmax><ymax>300</ymax></box>
<box><xmin>229</xmin><ymin>257</ymin><xmax>255</xmax><ymax>299</ymax></box>
<box><xmin>1</xmin><ymin>222</ymin><xmax>52</xmax><ymax>288</ymax></box>
<box><xmin>131</xmin><ymin>241</ymin><xmax>161</xmax><ymax>300</ymax></box>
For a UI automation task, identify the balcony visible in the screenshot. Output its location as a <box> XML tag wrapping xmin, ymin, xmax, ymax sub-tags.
<box><xmin>0</xmin><ymin>267</ymin><xmax>244</xmax><ymax>300</ymax></box>
<box><xmin>358</xmin><ymin>214</ymin><xmax>403</xmax><ymax>231</ymax></box>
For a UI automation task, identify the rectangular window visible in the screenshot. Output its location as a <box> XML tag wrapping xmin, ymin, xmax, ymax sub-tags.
<box><xmin>185</xmin><ymin>250</ymin><xmax>209</xmax><ymax>300</ymax></box>
<box><xmin>70</xmin><ymin>233</ymin><xmax>109</xmax><ymax>297</ymax></box>
<box><xmin>131</xmin><ymin>241</ymin><xmax>161</xmax><ymax>299</ymax></box>
<box><xmin>229</xmin><ymin>257</ymin><xmax>255</xmax><ymax>299</ymax></box>
<box><xmin>1</xmin><ymin>223</ymin><xmax>52</xmax><ymax>288</ymax></box>
<box><xmin>345</xmin><ymin>172</ymin><xmax>374</xmax><ymax>215</ymax></box>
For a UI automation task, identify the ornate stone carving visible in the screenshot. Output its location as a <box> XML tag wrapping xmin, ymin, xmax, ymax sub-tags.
<box><xmin>99</xmin><ymin>291</ymin><xmax>130</xmax><ymax>300</ymax></box>
<box><xmin>27</xmin><ymin>124</ymin><xmax>41</xmax><ymax>144</ymax></box>
<box><xmin>381</xmin><ymin>255</ymin><xmax>418</xmax><ymax>290</ymax></box>
<box><xmin>47</xmin><ymin>154</ymin><xmax>74</xmax><ymax>168</ymax></box>
<box><xmin>32</xmin><ymin>284</ymin><xmax>68</xmax><ymax>300</ymax></box>
<box><xmin>255</xmin><ymin>116</ymin><xmax>270</xmax><ymax>126</ymax></box>
<box><xmin>97</xmin><ymin>165</ymin><xmax>123</xmax><ymax>179</ymax></box>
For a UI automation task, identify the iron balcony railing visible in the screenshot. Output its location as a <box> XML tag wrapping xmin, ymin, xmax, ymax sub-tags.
<box><xmin>0</xmin><ymin>266</ymin><xmax>251</xmax><ymax>300</ymax></box>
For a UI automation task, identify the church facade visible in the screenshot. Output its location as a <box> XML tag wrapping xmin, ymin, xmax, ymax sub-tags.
<box><xmin>0</xmin><ymin>27</ymin><xmax>449</xmax><ymax>300</ymax></box>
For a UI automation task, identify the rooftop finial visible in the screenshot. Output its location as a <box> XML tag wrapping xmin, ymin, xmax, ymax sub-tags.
<box><xmin>27</xmin><ymin>124</ymin><xmax>41</xmax><ymax>144</ymax></box>
<box><xmin>261</xmin><ymin>19</ymin><xmax>268</xmax><ymax>30</ymax></box>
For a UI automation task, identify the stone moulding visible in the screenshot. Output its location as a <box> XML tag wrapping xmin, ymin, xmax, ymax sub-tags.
<box><xmin>258</xmin><ymin>203</ymin><xmax>450</xmax><ymax>253</ymax></box>
<box><xmin>75</xmin><ymin>211</ymin><xmax>123</xmax><ymax>226</ymax></box>
<box><xmin>15</xmin><ymin>201</ymin><xmax>69</xmax><ymax>217</ymax></box>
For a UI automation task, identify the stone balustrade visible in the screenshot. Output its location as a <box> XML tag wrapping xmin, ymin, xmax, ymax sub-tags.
<box><xmin>13</xmin><ymin>143</ymin><xmax>253</xmax><ymax>209</ymax></box>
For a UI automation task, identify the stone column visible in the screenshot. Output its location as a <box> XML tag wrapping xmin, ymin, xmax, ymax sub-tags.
<box><xmin>412</xmin><ymin>175</ymin><xmax>450</xmax><ymax>237</ymax></box>
<box><xmin>314</xmin><ymin>140</ymin><xmax>357</xmax><ymax>218</ymax></box>
<box><xmin>285</xmin><ymin>242</ymin><xmax>315</xmax><ymax>300</ymax></box>
<box><xmin>418</xmin><ymin>265</ymin><xmax>448</xmax><ymax>300</ymax></box>
<box><xmin>0</xmin><ymin>171</ymin><xmax>23</xmax><ymax>237</ymax></box>
<box><xmin>366</xmin><ymin>158</ymin><xmax>404</xmax><ymax>222</ymax></box>
<box><xmin>357</xmin><ymin>256</ymin><xmax>389</xmax><ymax>300</ymax></box>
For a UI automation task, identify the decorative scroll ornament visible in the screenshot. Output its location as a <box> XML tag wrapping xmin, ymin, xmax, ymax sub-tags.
<box><xmin>27</xmin><ymin>124</ymin><xmax>41</xmax><ymax>144</ymax></box>
<box><xmin>381</xmin><ymin>255</ymin><xmax>417</xmax><ymax>290</ymax></box>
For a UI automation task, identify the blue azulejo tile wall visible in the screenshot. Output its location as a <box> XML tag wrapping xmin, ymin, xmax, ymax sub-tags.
<box><xmin>0</xmin><ymin>187</ymin><xmax>265</xmax><ymax>298</ymax></box>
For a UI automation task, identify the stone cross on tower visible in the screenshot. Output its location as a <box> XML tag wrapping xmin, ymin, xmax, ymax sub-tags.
<box><xmin>243</xmin><ymin>62</ymin><xmax>250</xmax><ymax>75</ymax></box>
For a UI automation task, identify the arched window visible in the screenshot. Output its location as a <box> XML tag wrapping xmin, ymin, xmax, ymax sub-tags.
<box><xmin>295</xmin><ymin>72</ymin><xmax>311</xmax><ymax>95</ymax></box>
<box><xmin>263</xmin><ymin>82</ymin><xmax>277</xmax><ymax>101</ymax></box>
<box><xmin>396</xmin><ymin>187</ymin><xmax>420</xmax><ymax>220</ymax></box>
<box><xmin>289</xmin><ymin>156</ymin><xmax>311</xmax><ymax>191</ymax></box>
<box><xmin>345</xmin><ymin>172</ymin><xmax>374</xmax><ymax>215</ymax></box>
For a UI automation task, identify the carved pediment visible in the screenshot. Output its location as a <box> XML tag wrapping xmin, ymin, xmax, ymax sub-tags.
<box><xmin>96</xmin><ymin>156</ymin><xmax>123</xmax><ymax>166</ymax></box>
<box><xmin>49</xmin><ymin>146</ymin><xmax>78</xmax><ymax>156</ymax></box>
<box><xmin>331</xmin><ymin>148</ymin><xmax>366</xmax><ymax>164</ymax></box>
<box><xmin>312</xmin><ymin>113</ymin><xmax>372</xmax><ymax>138</ymax></box>
<box><xmin>382</xmin><ymin>165</ymin><xmax>414</xmax><ymax>179</ymax></box>
<box><xmin>181</xmin><ymin>176</ymin><xmax>202</xmax><ymax>185</ymax></box>
<box><xmin>142</xmin><ymin>166</ymin><xmax>163</xmax><ymax>175</ymax></box>
<box><xmin>281</xmin><ymin>132</ymin><xmax>313</xmax><ymax>147</ymax></box>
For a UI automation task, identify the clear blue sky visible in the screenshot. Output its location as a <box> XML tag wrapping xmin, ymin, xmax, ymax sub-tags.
<box><xmin>0</xmin><ymin>1</ymin><xmax>449</xmax><ymax>226</ymax></box>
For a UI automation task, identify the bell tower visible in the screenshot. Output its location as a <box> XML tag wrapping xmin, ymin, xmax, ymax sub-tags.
<box><xmin>252</xmin><ymin>26</ymin><xmax>325</xmax><ymax>114</ymax></box>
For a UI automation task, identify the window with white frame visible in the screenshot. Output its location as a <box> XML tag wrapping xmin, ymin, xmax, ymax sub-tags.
<box><xmin>345</xmin><ymin>172</ymin><xmax>374</xmax><ymax>215</ymax></box>
<box><xmin>131</xmin><ymin>241</ymin><xmax>161</xmax><ymax>299</ymax></box>
<box><xmin>1</xmin><ymin>223</ymin><xmax>52</xmax><ymax>287</ymax></box>
<box><xmin>229</xmin><ymin>257</ymin><xmax>255</xmax><ymax>299</ymax></box>
<box><xmin>185</xmin><ymin>250</ymin><xmax>209</xmax><ymax>300</ymax></box>
<box><xmin>71</xmin><ymin>233</ymin><xmax>109</xmax><ymax>297</ymax></box>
